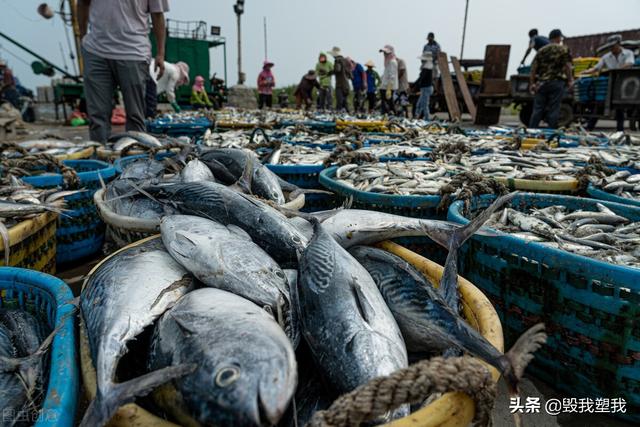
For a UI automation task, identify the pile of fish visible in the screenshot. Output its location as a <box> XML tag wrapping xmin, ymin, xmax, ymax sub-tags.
<box><xmin>4</xmin><ymin>139</ymin><xmax>98</xmax><ymax>158</ymax></box>
<box><xmin>81</xmin><ymin>182</ymin><xmax>546</xmax><ymax>426</ymax></box>
<box><xmin>333</xmin><ymin>161</ymin><xmax>454</xmax><ymax>195</ymax></box>
<box><xmin>485</xmin><ymin>202</ymin><xmax>640</xmax><ymax>267</ymax></box>
<box><xmin>589</xmin><ymin>169</ymin><xmax>640</xmax><ymax>201</ymax></box>
<box><xmin>466</xmin><ymin>152</ymin><xmax>578</xmax><ymax>181</ymax></box>
<box><xmin>0</xmin><ymin>308</ymin><xmax>50</xmax><ymax>423</ymax></box>
<box><xmin>104</xmin><ymin>147</ymin><xmax>320</xmax><ymax>222</ymax></box>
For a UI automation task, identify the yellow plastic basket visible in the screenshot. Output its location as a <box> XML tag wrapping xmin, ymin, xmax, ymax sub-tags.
<box><xmin>336</xmin><ymin>119</ymin><xmax>388</xmax><ymax>132</ymax></box>
<box><xmin>519</xmin><ymin>137</ymin><xmax>558</xmax><ymax>150</ymax></box>
<box><xmin>56</xmin><ymin>145</ymin><xmax>96</xmax><ymax>160</ymax></box>
<box><xmin>572</xmin><ymin>57</ymin><xmax>600</xmax><ymax>77</ymax></box>
<box><xmin>80</xmin><ymin>238</ymin><xmax>502</xmax><ymax>427</ymax></box>
<box><xmin>0</xmin><ymin>212</ymin><xmax>57</xmax><ymax>274</ymax></box>
<box><xmin>496</xmin><ymin>176</ymin><xmax>579</xmax><ymax>194</ymax></box>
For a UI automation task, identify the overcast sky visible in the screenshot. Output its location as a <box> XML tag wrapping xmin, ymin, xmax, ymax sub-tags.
<box><xmin>2</xmin><ymin>0</ymin><xmax>639</xmax><ymax>91</ymax></box>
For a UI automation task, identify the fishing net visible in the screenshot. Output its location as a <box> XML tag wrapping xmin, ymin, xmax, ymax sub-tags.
<box><xmin>438</xmin><ymin>171</ymin><xmax>508</xmax><ymax>215</ymax></box>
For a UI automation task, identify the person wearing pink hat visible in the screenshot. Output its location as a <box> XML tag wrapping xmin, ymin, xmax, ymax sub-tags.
<box><xmin>190</xmin><ymin>75</ymin><xmax>212</xmax><ymax>109</ymax></box>
<box><xmin>379</xmin><ymin>45</ymin><xmax>398</xmax><ymax>115</ymax></box>
<box><xmin>257</xmin><ymin>60</ymin><xmax>276</xmax><ymax>109</ymax></box>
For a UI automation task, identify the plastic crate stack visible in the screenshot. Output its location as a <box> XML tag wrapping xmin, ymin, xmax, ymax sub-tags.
<box><xmin>574</xmin><ymin>76</ymin><xmax>609</xmax><ymax>102</ymax></box>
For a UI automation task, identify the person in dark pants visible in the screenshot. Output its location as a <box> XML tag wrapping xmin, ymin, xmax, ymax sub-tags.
<box><xmin>257</xmin><ymin>60</ymin><xmax>275</xmax><ymax>109</ymax></box>
<box><xmin>379</xmin><ymin>45</ymin><xmax>398</xmax><ymax>115</ymax></box>
<box><xmin>365</xmin><ymin>60</ymin><xmax>380</xmax><ymax>113</ymax></box>
<box><xmin>144</xmin><ymin>76</ymin><xmax>157</xmax><ymax>118</ymax></box>
<box><xmin>78</xmin><ymin>0</ymin><xmax>168</xmax><ymax>142</ymax></box>
<box><xmin>329</xmin><ymin>47</ymin><xmax>351</xmax><ymax>112</ymax></box>
<box><xmin>521</xmin><ymin>29</ymin><xmax>550</xmax><ymax>66</ymax></box>
<box><xmin>414</xmin><ymin>52</ymin><xmax>434</xmax><ymax>120</ymax></box>
<box><xmin>529</xmin><ymin>29</ymin><xmax>573</xmax><ymax>129</ymax></box>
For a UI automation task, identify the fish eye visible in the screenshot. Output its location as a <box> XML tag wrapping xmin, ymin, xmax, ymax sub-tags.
<box><xmin>275</xmin><ymin>270</ymin><xmax>285</xmax><ymax>278</ymax></box>
<box><xmin>292</xmin><ymin>235</ymin><xmax>301</xmax><ymax>244</ymax></box>
<box><xmin>215</xmin><ymin>367</ymin><xmax>240</xmax><ymax>387</ymax></box>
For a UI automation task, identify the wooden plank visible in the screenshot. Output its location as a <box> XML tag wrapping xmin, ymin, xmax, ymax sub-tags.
<box><xmin>451</xmin><ymin>56</ymin><xmax>476</xmax><ymax>120</ymax></box>
<box><xmin>437</xmin><ymin>52</ymin><xmax>461</xmax><ymax>121</ymax></box>
<box><xmin>475</xmin><ymin>44</ymin><xmax>511</xmax><ymax>125</ymax></box>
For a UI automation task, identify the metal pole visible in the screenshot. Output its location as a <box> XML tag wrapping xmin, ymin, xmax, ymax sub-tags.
<box><xmin>460</xmin><ymin>0</ymin><xmax>470</xmax><ymax>59</ymax></box>
<box><xmin>263</xmin><ymin>16</ymin><xmax>267</xmax><ymax>61</ymax></box>
<box><xmin>223</xmin><ymin>41</ymin><xmax>228</xmax><ymax>85</ymax></box>
<box><xmin>0</xmin><ymin>30</ymin><xmax>79</xmax><ymax>80</ymax></box>
<box><xmin>68</xmin><ymin>0</ymin><xmax>84</xmax><ymax>75</ymax></box>
<box><xmin>236</xmin><ymin>14</ymin><xmax>243</xmax><ymax>85</ymax></box>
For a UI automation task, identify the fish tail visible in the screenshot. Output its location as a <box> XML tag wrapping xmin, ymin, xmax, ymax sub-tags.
<box><xmin>79</xmin><ymin>364</ymin><xmax>196</xmax><ymax>427</ymax></box>
<box><xmin>502</xmin><ymin>323</ymin><xmax>547</xmax><ymax>427</ymax></box>
<box><xmin>439</xmin><ymin>192</ymin><xmax>517</xmax><ymax>308</ymax></box>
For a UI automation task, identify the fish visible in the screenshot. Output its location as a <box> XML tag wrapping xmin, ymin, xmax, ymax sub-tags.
<box><xmin>160</xmin><ymin>215</ymin><xmax>298</xmax><ymax>344</ymax></box>
<box><xmin>0</xmin><ymin>200</ymin><xmax>64</xmax><ymax>218</ymax></box>
<box><xmin>349</xmin><ymin>245</ymin><xmax>546</xmax><ymax>398</ymax></box>
<box><xmin>485</xmin><ymin>203</ymin><xmax>640</xmax><ymax>267</ymax></box>
<box><xmin>79</xmin><ymin>237</ymin><xmax>196</xmax><ymax>427</ymax></box>
<box><xmin>0</xmin><ymin>309</ymin><xmax>50</xmax><ymax>423</ymax></box>
<box><xmin>108</xmin><ymin>131</ymin><xmax>163</xmax><ymax>149</ymax></box>
<box><xmin>119</xmin><ymin>158</ymin><xmax>165</xmax><ymax>181</ymax></box>
<box><xmin>199</xmin><ymin>148</ymin><xmax>287</xmax><ymax>204</ymax></box>
<box><xmin>148</xmin><ymin>288</ymin><xmax>297</xmax><ymax>427</ymax></box>
<box><xmin>144</xmin><ymin>181</ymin><xmax>308</xmax><ymax>265</ymax></box>
<box><xmin>180</xmin><ymin>159</ymin><xmax>216</xmax><ymax>183</ymax></box>
<box><xmin>293</xmin><ymin>219</ymin><xmax>408</xmax><ymax>395</ymax></box>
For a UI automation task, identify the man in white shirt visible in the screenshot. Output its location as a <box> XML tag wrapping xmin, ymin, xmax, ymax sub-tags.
<box><xmin>583</xmin><ymin>35</ymin><xmax>636</xmax><ymax>131</ymax></box>
<box><xmin>584</xmin><ymin>35</ymin><xmax>635</xmax><ymax>74</ymax></box>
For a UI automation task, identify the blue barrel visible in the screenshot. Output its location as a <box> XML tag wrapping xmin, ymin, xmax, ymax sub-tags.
<box><xmin>0</xmin><ymin>267</ymin><xmax>78</xmax><ymax>427</ymax></box>
<box><xmin>22</xmin><ymin>160</ymin><xmax>116</xmax><ymax>264</ymax></box>
<box><xmin>448</xmin><ymin>193</ymin><xmax>640</xmax><ymax>422</ymax></box>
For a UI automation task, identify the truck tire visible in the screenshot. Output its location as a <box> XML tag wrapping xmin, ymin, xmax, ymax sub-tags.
<box><xmin>558</xmin><ymin>103</ymin><xmax>574</xmax><ymax>127</ymax></box>
<box><xmin>519</xmin><ymin>103</ymin><xmax>533</xmax><ymax>126</ymax></box>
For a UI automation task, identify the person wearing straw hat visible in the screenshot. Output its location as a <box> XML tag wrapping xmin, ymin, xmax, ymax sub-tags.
<box><xmin>257</xmin><ymin>60</ymin><xmax>276</xmax><ymax>109</ymax></box>
<box><xmin>379</xmin><ymin>45</ymin><xmax>398</xmax><ymax>115</ymax></box>
<box><xmin>315</xmin><ymin>52</ymin><xmax>333</xmax><ymax>110</ymax></box>
<box><xmin>294</xmin><ymin>70</ymin><xmax>320</xmax><ymax>110</ymax></box>
<box><xmin>365</xmin><ymin>60</ymin><xmax>380</xmax><ymax>113</ymax></box>
<box><xmin>329</xmin><ymin>46</ymin><xmax>351</xmax><ymax>112</ymax></box>
<box><xmin>414</xmin><ymin>52</ymin><xmax>434</xmax><ymax>120</ymax></box>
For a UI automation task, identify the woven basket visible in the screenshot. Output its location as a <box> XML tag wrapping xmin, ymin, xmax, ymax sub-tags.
<box><xmin>0</xmin><ymin>212</ymin><xmax>57</xmax><ymax>274</ymax></box>
<box><xmin>448</xmin><ymin>193</ymin><xmax>640</xmax><ymax>422</ymax></box>
<box><xmin>0</xmin><ymin>267</ymin><xmax>78</xmax><ymax>427</ymax></box>
<box><xmin>79</xmin><ymin>237</ymin><xmax>503</xmax><ymax>427</ymax></box>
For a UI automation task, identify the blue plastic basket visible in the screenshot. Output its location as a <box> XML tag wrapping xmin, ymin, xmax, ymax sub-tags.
<box><xmin>22</xmin><ymin>160</ymin><xmax>116</xmax><ymax>264</ymax></box>
<box><xmin>320</xmin><ymin>166</ymin><xmax>447</xmax><ymax>263</ymax></box>
<box><xmin>0</xmin><ymin>267</ymin><xmax>78</xmax><ymax>427</ymax></box>
<box><xmin>587</xmin><ymin>184</ymin><xmax>640</xmax><ymax>207</ymax></box>
<box><xmin>146</xmin><ymin>117</ymin><xmax>212</xmax><ymax>137</ymax></box>
<box><xmin>448</xmin><ymin>193</ymin><xmax>640</xmax><ymax>422</ymax></box>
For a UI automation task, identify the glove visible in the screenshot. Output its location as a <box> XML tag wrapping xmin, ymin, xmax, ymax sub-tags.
<box><xmin>170</xmin><ymin>101</ymin><xmax>181</xmax><ymax>113</ymax></box>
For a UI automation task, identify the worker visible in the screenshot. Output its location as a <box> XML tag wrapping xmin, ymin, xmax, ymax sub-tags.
<box><xmin>396</xmin><ymin>55</ymin><xmax>410</xmax><ymax>117</ymax></box>
<box><xmin>521</xmin><ymin>29</ymin><xmax>550</xmax><ymax>66</ymax></box>
<box><xmin>529</xmin><ymin>29</ymin><xmax>574</xmax><ymax>129</ymax></box>
<box><xmin>294</xmin><ymin>70</ymin><xmax>320</xmax><ymax>110</ymax></box>
<box><xmin>423</xmin><ymin>33</ymin><xmax>441</xmax><ymax>78</ymax></box>
<box><xmin>414</xmin><ymin>52</ymin><xmax>434</xmax><ymax>120</ymax></box>
<box><xmin>583</xmin><ymin>34</ymin><xmax>635</xmax><ymax>131</ymax></box>
<box><xmin>330</xmin><ymin>47</ymin><xmax>351</xmax><ymax>112</ymax></box>
<box><xmin>315</xmin><ymin>52</ymin><xmax>333</xmax><ymax>110</ymax></box>
<box><xmin>78</xmin><ymin>0</ymin><xmax>168</xmax><ymax>143</ymax></box>
<box><xmin>150</xmin><ymin>60</ymin><xmax>190</xmax><ymax>112</ymax></box>
<box><xmin>350</xmin><ymin>59</ymin><xmax>367</xmax><ymax>113</ymax></box>
<box><xmin>190</xmin><ymin>76</ymin><xmax>212</xmax><ymax>109</ymax></box>
<box><xmin>365</xmin><ymin>60</ymin><xmax>380</xmax><ymax>113</ymax></box>
<box><xmin>379</xmin><ymin>45</ymin><xmax>398</xmax><ymax>115</ymax></box>
<box><xmin>257</xmin><ymin>60</ymin><xmax>276</xmax><ymax>109</ymax></box>
<box><xmin>0</xmin><ymin>60</ymin><xmax>19</xmax><ymax>109</ymax></box>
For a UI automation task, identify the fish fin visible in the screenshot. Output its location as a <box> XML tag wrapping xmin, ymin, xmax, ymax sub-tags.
<box><xmin>170</xmin><ymin>232</ymin><xmax>198</xmax><ymax>258</ymax></box>
<box><xmin>288</xmin><ymin>187</ymin><xmax>333</xmax><ymax>201</ymax></box>
<box><xmin>502</xmin><ymin>323</ymin><xmax>547</xmax><ymax>427</ymax></box>
<box><xmin>79</xmin><ymin>364</ymin><xmax>196</xmax><ymax>427</ymax></box>
<box><xmin>235</xmin><ymin>153</ymin><xmax>254</xmax><ymax>194</ymax></box>
<box><xmin>350</xmin><ymin>278</ymin><xmax>376</xmax><ymax>325</ymax></box>
<box><xmin>439</xmin><ymin>193</ymin><xmax>516</xmax><ymax>308</ymax></box>
<box><xmin>0</xmin><ymin>221</ymin><xmax>9</xmax><ymax>266</ymax></box>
